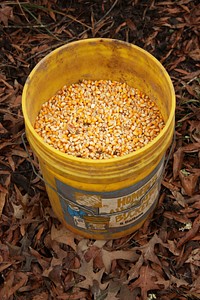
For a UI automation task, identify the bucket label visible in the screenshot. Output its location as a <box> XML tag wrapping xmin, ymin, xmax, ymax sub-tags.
<box><xmin>56</xmin><ymin>159</ymin><xmax>164</xmax><ymax>233</ymax></box>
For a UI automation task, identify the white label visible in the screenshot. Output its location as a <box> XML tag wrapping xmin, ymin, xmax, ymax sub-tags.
<box><xmin>99</xmin><ymin>162</ymin><xmax>163</xmax><ymax>216</ymax></box>
<box><xmin>109</xmin><ymin>181</ymin><xmax>159</xmax><ymax>227</ymax></box>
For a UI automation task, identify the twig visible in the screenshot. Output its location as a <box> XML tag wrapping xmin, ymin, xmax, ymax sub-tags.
<box><xmin>95</xmin><ymin>0</ymin><xmax>119</xmax><ymax>26</ymax></box>
<box><xmin>26</xmin><ymin>0</ymin><xmax>119</xmax><ymax>62</ymax></box>
<box><xmin>23</xmin><ymin>5</ymin><xmax>62</xmax><ymax>42</ymax></box>
<box><xmin>6</xmin><ymin>1</ymin><xmax>92</xmax><ymax>30</ymax></box>
<box><xmin>16</xmin><ymin>0</ymin><xmax>30</xmax><ymax>24</ymax></box>
<box><xmin>3</xmin><ymin>24</ymin><xmax>52</xmax><ymax>28</ymax></box>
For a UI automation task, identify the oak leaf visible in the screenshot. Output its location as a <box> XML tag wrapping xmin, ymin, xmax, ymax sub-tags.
<box><xmin>126</xmin><ymin>255</ymin><xmax>144</xmax><ymax>283</ymax></box>
<box><xmin>173</xmin><ymin>143</ymin><xmax>200</xmax><ymax>180</ymax></box>
<box><xmin>179</xmin><ymin>170</ymin><xmax>199</xmax><ymax>196</ymax></box>
<box><xmin>137</xmin><ymin>233</ymin><xmax>167</xmax><ymax>266</ymax></box>
<box><xmin>190</xmin><ymin>276</ymin><xmax>200</xmax><ymax>296</ymax></box>
<box><xmin>129</xmin><ymin>265</ymin><xmax>161</xmax><ymax>299</ymax></box>
<box><xmin>0</xmin><ymin>5</ymin><xmax>13</xmax><ymax>26</ymax></box>
<box><xmin>186</xmin><ymin>248</ymin><xmax>200</xmax><ymax>267</ymax></box>
<box><xmin>81</xmin><ymin>240</ymin><xmax>139</xmax><ymax>273</ymax></box>
<box><xmin>72</xmin><ymin>257</ymin><xmax>108</xmax><ymax>290</ymax></box>
<box><xmin>169</xmin><ymin>275</ymin><xmax>188</xmax><ymax>288</ymax></box>
<box><xmin>166</xmin><ymin>240</ymin><xmax>181</xmax><ymax>256</ymax></box>
<box><xmin>104</xmin><ymin>280</ymin><xmax>121</xmax><ymax>299</ymax></box>
<box><xmin>177</xmin><ymin>215</ymin><xmax>200</xmax><ymax>248</ymax></box>
<box><xmin>51</xmin><ymin>224</ymin><xmax>81</xmax><ymax>250</ymax></box>
<box><xmin>102</xmin><ymin>248</ymin><xmax>139</xmax><ymax>273</ymax></box>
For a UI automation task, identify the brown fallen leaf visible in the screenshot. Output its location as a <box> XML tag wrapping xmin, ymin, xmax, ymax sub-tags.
<box><xmin>188</xmin><ymin>49</ymin><xmax>200</xmax><ymax>61</ymax></box>
<box><xmin>190</xmin><ymin>275</ymin><xmax>200</xmax><ymax>295</ymax></box>
<box><xmin>0</xmin><ymin>174</ymin><xmax>10</xmax><ymax>217</ymax></box>
<box><xmin>126</xmin><ymin>255</ymin><xmax>144</xmax><ymax>283</ymax></box>
<box><xmin>84</xmin><ymin>245</ymin><xmax>104</xmax><ymax>270</ymax></box>
<box><xmin>104</xmin><ymin>280</ymin><xmax>121</xmax><ymax>299</ymax></box>
<box><xmin>169</xmin><ymin>274</ymin><xmax>188</xmax><ymax>288</ymax></box>
<box><xmin>179</xmin><ymin>170</ymin><xmax>199</xmax><ymax>196</ymax></box>
<box><xmin>72</xmin><ymin>257</ymin><xmax>108</xmax><ymax>290</ymax></box>
<box><xmin>156</xmin><ymin>274</ymin><xmax>188</xmax><ymax>290</ymax></box>
<box><xmin>119</xmin><ymin>284</ymin><xmax>140</xmax><ymax>300</ymax></box>
<box><xmin>185</xmin><ymin>248</ymin><xmax>200</xmax><ymax>267</ymax></box>
<box><xmin>12</xmin><ymin>202</ymin><xmax>24</xmax><ymax>219</ymax></box>
<box><xmin>185</xmin><ymin>83</ymin><xmax>198</xmax><ymax>97</ymax></box>
<box><xmin>166</xmin><ymin>240</ymin><xmax>181</xmax><ymax>256</ymax></box>
<box><xmin>136</xmin><ymin>233</ymin><xmax>168</xmax><ymax>266</ymax></box>
<box><xmin>51</xmin><ymin>224</ymin><xmax>80</xmax><ymax>251</ymax></box>
<box><xmin>0</xmin><ymin>191</ymin><xmax>7</xmax><ymax>218</ymax></box>
<box><xmin>173</xmin><ymin>147</ymin><xmax>184</xmax><ymax>180</ymax></box>
<box><xmin>0</xmin><ymin>5</ymin><xmax>13</xmax><ymax>26</ymax></box>
<box><xmin>163</xmin><ymin>211</ymin><xmax>190</xmax><ymax>224</ymax></box>
<box><xmin>29</xmin><ymin>247</ymin><xmax>50</xmax><ymax>271</ymax></box>
<box><xmin>172</xmin><ymin>190</ymin><xmax>186</xmax><ymax>207</ymax></box>
<box><xmin>57</xmin><ymin>288</ymin><xmax>90</xmax><ymax>299</ymax></box>
<box><xmin>101</xmin><ymin>248</ymin><xmax>139</xmax><ymax>273</ymax></box>
<box><xmin>191</xmin><ymin>201</ymin><xmax>200</xmax><ymax>209</ymax></box>
<box><xmin>129</xmin><ymin>265</ymin><xmax>161</xmax><ymax>299</ymax></box>
<box><xmin>182</xmin><ymin>70</ymin><xmax>200</xmax><ymax>80</ymax></box>
<box><xmin>188</xmin><ymin>120</ymin><xmax>200</xmax><ymax>143</ymax></box>
<box><xmin>126</xmin><ymin>18</ymin><xmax>137</xmax><ymax>31</ymax></box>
<box><xmin>162</xmin><ymin>180</ymin><xmax>179</xmax><ymax>192</ymax></box>
<box><xmin>0</xmin><ymin>271</ymin><xmax>28</xmax><ymax>300</ymax></box>
<box><xmin>32</xmin><ymin>292</ymin><xmax>49</xmax><ymax>300</ymax></box>
<box><xmin>177</xmin><ymin>215</ymin><xmax>200</xmax><ymax>248</ymax></box>
<box><xmin>173</xmin><ymin>143</ymin><xmax>200</xmax><ymax>180</ymax></box>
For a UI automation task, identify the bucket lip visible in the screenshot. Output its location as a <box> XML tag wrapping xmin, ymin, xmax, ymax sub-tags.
<box><xmin>22</xmin><ymin>38</ymin><xmax>176</xmax><ymax>165</ymax></box>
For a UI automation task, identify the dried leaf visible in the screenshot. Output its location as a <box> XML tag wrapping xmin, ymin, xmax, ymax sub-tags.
<box><xmin>169</xmin><ymin>275</ymin><xmax>188</xmax><ymax>287</ymax></box>
<box><xmin>173</xmin><ymin>148</ymin><xmax>184</xmax><ymax>179</ymax></box>
<box><xmin>51</xmin><ymin>224</ymin><xmax>78</xmax><ymax>250</ymax></box>
<box><xmin>0</xmin><ymin>5</ymin><xmax>13</xmax><ymax>26</ymax></box>
<box><xmin>188</xmin><ymin>120</ymin><xmax>200</xmax><ymax>143</ymax></box>
<box><xmin>182</xmin><ymin>70</ymin><xmax>200</xmax><ymax>80</ymax></box>
<box><xmin>84</xmin><ymin>245</ymin><xmax>104</xmax><ymax>270</ymax></box>
<box><xmin>12</xmin><ymin>203</ymin><xmax>24</xmax><ymax>219</ymax></box>
<box><xmin>191</xmin><ymin>276</ymin><xmax>200</xmax><ymax>294</ymax></box>
<box><xmin>185</xmin><ymin>248</ymin><xmax>200</xmax><ymax>266</ymax></box>
<box><xmin>72</xmin><ymin>257</ymin><xmax>108</xmax><ymax>290</ymax></box>
<box><xmin>166</xmin><ymin>240</ymin><xmax>181</xmax><ymax>256</ymax></box>
<box><xmin>163</xmin><ymin>211</ymin><xmax>190</xmax><ymax>224</ymax></box>
<box><xmin>32</xmin><ymin>292</ymin><xmax>49</xmax><ymax>300</ymax></box>
<box><xmin>0</xmin><ymin>271</ymin><xmax>28</xmax><ymax>299</ymax></box>
<box><xmin>0</xmin><ymin>191</ymin><xmax>7</xmax><ymax>218</ymax></box>
<box><xmin>119</xmin><ymin>284</ymin><xmax>140</xmax><ymax>300</ymax></box>
<box><xmin>48</xmin><ymin>3</ymin><xmax>56</xmax><ymax>21</ymax></box>
<box><xmin>101</xmin><ymin>248</ymin><xmax>139</xmax><ymax>273</ymax></box>
<box><xmin>137</xmin><ymin>233</ymin><xmax>167</xmax><ymax>266</ymax></box>
<box><xmin>104</xmin><ymin>280</ymin><xmax>121</xmax><ymax>299</ymax></box>
<box><xmin>129</xmin><ymin>265</ymin><xmax>161</xmax><ymax>299</ymax></box>
<box><xmin>155</xmin><ymin>274</ymin><xmax>188</xmax><ymax>290</ymax></box>
<box><xmin>173</xmin><ymin>143</ymin><xmax>200</xmax><ymax>180</ymax></box>
<box><xmin>126</xmin><ymin>255</ymin><xmax>144</xmax><ymax>283</ymax></box>
<box><xmin>179</xmin><ymin>170</ymin><xmax>199</xmax><ymax>196</ymax></box>
<box><xmin>172</xmin><ymin>190</ymin><xmax>186</xmax><ymax>207</ymax></box>
<box><xmin>57</xmin><ymin>288</ymin><xmax>89</xmax><ymax>300</ymax></box>
<box><xmin>177</xmin><ymin>215</ymin><xmax>200</xmax><ymax>248</ymax></box>
<box><xmin>126</xmin><ymin>18</ymin><xmax>137</xmax><ymax>31</ymax></box>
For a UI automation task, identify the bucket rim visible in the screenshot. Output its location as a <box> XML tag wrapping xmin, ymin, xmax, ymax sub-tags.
<box><xmin>22</xmin><ymin>38</ymin><xmax>176</xmax><ymax>165</ymax></box>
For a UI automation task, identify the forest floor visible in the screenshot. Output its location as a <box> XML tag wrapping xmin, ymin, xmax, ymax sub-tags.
<box><xmin>0</xmin><ymin>0</ymin><xmax>200</xmax><ymax>299</ymax></box>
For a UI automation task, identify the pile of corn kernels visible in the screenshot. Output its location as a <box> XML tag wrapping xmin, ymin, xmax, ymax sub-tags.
<box><xmin>34</xmin><ymin>80</ymin><xmax>165</xmax><ymax>159</ymax></box>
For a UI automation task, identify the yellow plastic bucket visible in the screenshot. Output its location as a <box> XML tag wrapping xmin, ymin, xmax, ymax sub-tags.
<box><xmin>22</xmin><ymin>38</ymin><xmax>175</xmax><ymax>240</ymax></box>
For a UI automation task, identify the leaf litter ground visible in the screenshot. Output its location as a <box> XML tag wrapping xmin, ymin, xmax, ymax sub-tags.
<box><xmin>0</xmin><ymin>0</ymin><xmax>200</xmax><ymax>299</ymax></box>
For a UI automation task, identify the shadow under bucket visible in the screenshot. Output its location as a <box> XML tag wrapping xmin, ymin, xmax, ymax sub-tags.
<box><xmin>22</xmin><ymin>38</ymin><xmax>175</xmax><ymax>240</ymax></box>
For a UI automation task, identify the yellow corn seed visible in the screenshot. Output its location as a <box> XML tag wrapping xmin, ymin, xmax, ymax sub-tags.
<box><xmin>34</xmin><ymin>79</ymin><xmax>165</xmax><ymax>159</ymax></box>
